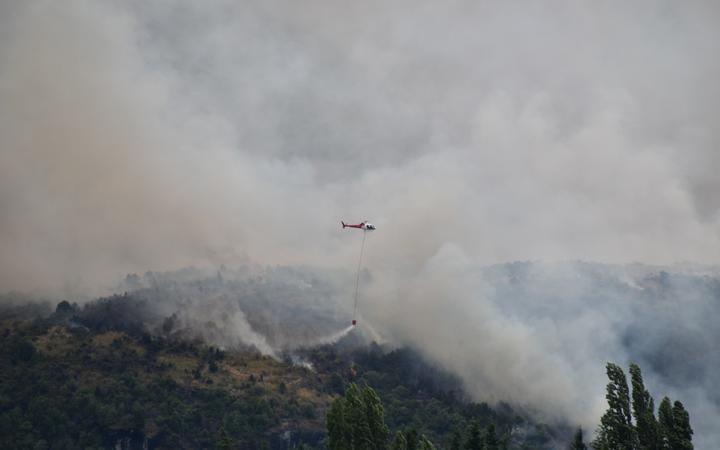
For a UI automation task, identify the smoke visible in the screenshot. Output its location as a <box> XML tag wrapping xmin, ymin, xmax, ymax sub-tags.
<box><xmin>2</xmin><ymin>0</ymin><xmax>720</xmax><ymax>447</ymax></box>
<box><xmin>301</xmin><ymin>325</ymin><xmax>355</xmax><ymax>348</ymax></box>
<box><xmin>2</xmin><ymin>0</ymin><xmax>719</xmax><ymax>292</ymax></box>
<box><xmin>363</xmin><ymin>260</ymin><xmax>720</xmax><ymax>446</ymax></box>
<box><xmin>91</xmin><ymin>262</ymin><xmax>720</xmax><ymax>449</ymax></box>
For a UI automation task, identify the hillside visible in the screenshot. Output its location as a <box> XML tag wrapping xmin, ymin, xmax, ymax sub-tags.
<box><xmin>0</xmin><ymin>300</ymin><xmax>560</xmax><ymax>449</ymax></box>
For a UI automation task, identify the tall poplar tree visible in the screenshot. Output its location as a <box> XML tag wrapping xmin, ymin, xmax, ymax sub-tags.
<box><xmin>362</xmin><ymin>385</ymin><xmax>390</xmax><ymax>449</ymax></box>
<box><xmin>658</xmin><ymin>396</ymin><xmax>674</xmax><ymax>449</ymax></box>
<box><xmin>327</xmin><ymin>383</ymin><xmax>388</xmax><ymax>450</ymax></box>
<box><xmin>671</xmin><ymin>401</ymin><xmax>693</xmax><ymax>450</ymax></box>
<box><xmin>630</xmin><ymin>363</ymin><xmax>659</xmax><ymax>450</ymax></box>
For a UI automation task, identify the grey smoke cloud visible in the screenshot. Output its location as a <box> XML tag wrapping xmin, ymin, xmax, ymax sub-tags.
<box><xmin>107</xmin><ymin>262</ymin><xmax>720</xmax><ymax>449</ymax></box>
<box><xmin>1</xmin><ymin>0</ymin><xmax>720</xmax><ymax>447</ymax></box>
<box><xmin>2</xmin><ymin>0</ymin><xmax>719</xmax><ymax>291</ymax></box>
<box><xmin>363</xmin><ymin>260</ymin><xmax>720</xmax><ymax>444</ymax></box>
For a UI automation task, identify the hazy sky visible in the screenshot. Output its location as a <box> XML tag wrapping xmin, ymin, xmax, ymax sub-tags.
<box><xmin>1</xmin><ymin>0</ymin><xmax>719</xmax><ymax>292</ymax></box>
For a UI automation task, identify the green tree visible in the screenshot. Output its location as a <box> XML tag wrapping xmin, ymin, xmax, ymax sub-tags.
<box><xmin>591</xmin><ymin>426</ymin><xmax>610</xmax><ymax>450</ymax></box>
<box><xmin>216</xmin><ymin>425</ymin><xmax>233</xmax><ymax>450</ymax></box>
<box><xmin>405</xmin><ymin>428</ymin><xmax>419</xmax><ymax>450</ymax></box>
<box><xmin>10</xmin><ymin>339</ymin><xmax>36</xmax><ymax>364</ymax></box>
<box><xmin>485</xmin><ymin>422</ymin><xmax>499</xmax><ymax>450</ymax></box>
<box><xmin>596</xmin><ymin>363</ymin><xmax>636</xmax><ymax>450</ymax></box>
<box><xmin>671</xmin><ymin>401</ymin><xmax>693</xmax><ymax>450</ymax></box>
<box><xmin>419</xmin><ymin>435</ymin><xmax>437</xmax><ymax>450</ymax></box>
<box><xmin>630</xmin><ymin>363</ymin><xmax>659</xmax><ymax>450</ymax></box>
<box><xmin>327</xmin><ymin>396</ymin><xmax>351</xmax><ymax>450</ymax></box>
<box><xmin>391</xmin><ymin>431</ymin><xmax>408</xmax><ymax>450</ymax></box>
<box><xmin>346</xmin><ymin>383</ymin><xmax>374</xmax><ymax>450</ymax></box>
<box><xmin>362</xmin><ymin>384</ymin><xmax>390</xmax><ymax>449</ymax></box>
<box><xmin>464</xmin><ymin>422</ymin><xmax>483</xmax><ymax>450</ymax></box>
<box><xmin>569</xmin><ymin>427</ymin><xmax>587</xmax><ymax>450</ymax></box>
<box><xmin>449</xmin><ymin>430</ymin><xmax>462</xmax><ymax>450</ymax></box>
<box><xmin>326</xmin><ymin>383</ymin><xmax>389</xmax><ymax>450</ymax></box>
<box><xmin>658</xmin><ymin>397</ymin><xmax>676</xmax><ymax>450</ymax></box>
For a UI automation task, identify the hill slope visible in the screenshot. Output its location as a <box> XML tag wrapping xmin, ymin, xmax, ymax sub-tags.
<box><xmin>0</xmin><ymin>303</ymin><xmax>560</xmax><ymax>449</ymax></box>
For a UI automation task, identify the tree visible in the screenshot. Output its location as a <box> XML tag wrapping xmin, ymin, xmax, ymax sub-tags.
<box><xmin>657</xmin><ymin>398</ymin><xmax>693</xmax><ymax>450</ymax></box>
<box><xmin>345</xmin><ymin>383</ymin><xmax>375</xmax><ymax>450</ymax></box>
<box><xmin>596</xmin><ymin>363</ymin><xmax>636</xmax><ymax>450</ymax></box>
<box><xmin>593</xmin><ymin>364</ymin><xmax>693</xmax><ymax>450</ymax></box>
<box><xmin>405</xmin><ymin>428</ymin><xmax>419</xmax><ymax>450</ymax></box>
<box><xmin>464</xmin><ymin>422</ymin><xmax>483</xmax><ymax>450</ymax></box>
<box><xmin>419</xmin><ymin>435</ymin><xmax>437</xmax><ymax>450</ymax></box>
<box><xmin>10</xmin><ymin>339</ymin><xmax>36</xmax><ymax>364</ymax></box>
<box><xmin>391</xmin><ymin>431</ymin><xmax>408</xmax><ymax>450</ymax></box>
<box><xmin>485</xmin><ymin>422</ymin><xmax>500</xmax><ymax>450</ymax></box>
<box><xmin>449</xmin><ymin>430</ymin><xmax>462</xmax><ymax>450</ymax></box>
<box><xmin>630</xmin><ymin>363</ymin><xmax>659</xmax><ymax>450</ymax></box>
<box><xmin>55</xmin><ymin>300</ymin><xmax>75</xmax><ymax>315</ymax></box>
<box><xmin>671</xmin><ymin>401</ymin><xmax>693</xmax><ymax>450</ymax></box>
<box><xmin>326</xmin><ymin>383</ymin><xmax>389</xmax><ymax>450</ymax></box>
<box><xmin>216</xmin><ymin>425</ymin><xmax>233</xmax><ymax>450</ymax></box>
<box><xmin>569</xmin><ymin>427</ymin><xmax>587</xmax><ymax>450</ymax></box>
<box><xmin>327</xmin><ymin>395</ymin><xmax>351</xmax><ymax>450</ymax></box>
<box><xmin>362</xmin><ymin>384</ymin><xmax>390</xmax><ymax>449</ymax></box>
<box><xmin>658</xmin><ymin>396</ymin><xmax>675</xmax><ymax>449</ymax></box>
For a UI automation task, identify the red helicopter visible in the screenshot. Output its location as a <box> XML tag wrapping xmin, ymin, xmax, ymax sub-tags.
<box><xmin>341</xmin><ymin>221</ymin><xmax>376</xmax><ymax>231</ymax></box>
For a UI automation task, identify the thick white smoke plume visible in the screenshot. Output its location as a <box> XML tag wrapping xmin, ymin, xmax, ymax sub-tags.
<box><xmin>2</xmin><ymin>0</ymin><xmax>719</xmax><ymax>447</ymax></box>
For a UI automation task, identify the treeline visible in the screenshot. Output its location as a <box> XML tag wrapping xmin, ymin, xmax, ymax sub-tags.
<box><xmin>327</xmin><ymin>383</ymin><xmax>511</xmax><ymax>450</ymax></box>
<box><xmin>327</xmin><ymin>363</ymin><xmax>694</xmax><ymax>450</ymax></box>
<box><xmin>309</xmin><ymin>343</ymin><xmax>556</xmax><ymax>449</ymax></box>
<box><xmin>0</xmin><ymin>297</ymin><xmax>697</xmax><ymax>450</ymax></box>
<box><xmin>589</xmin><ymin>363</ymin><xmax>693</xmax><ymax>450</ymax></box>
<box><xmin>0</xmin><ymin>326</ymin><xmax>279</xmax><ymax>449</ymax></box>
<box><xmin>0</xmin><ymin>302</ymin><xmax>549</xmax><ymax>449</ymax></box>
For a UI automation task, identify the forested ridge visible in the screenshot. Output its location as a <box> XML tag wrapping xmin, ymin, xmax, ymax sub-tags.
<box><xmin>0</xmin><ymin>298</ymin><xmax>559</xmax><ymax>449</ymax></box>
<box><xmin>0</xmin><ymin>294</ymin><xmax>694</xmax><ymax>449</ymax></box>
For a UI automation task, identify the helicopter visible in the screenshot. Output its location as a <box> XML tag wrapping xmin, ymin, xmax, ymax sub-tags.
<box><xmin>341</xmin><ymin>221</ymin><xmax>376</xmax><ymax>231</ymax></box>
